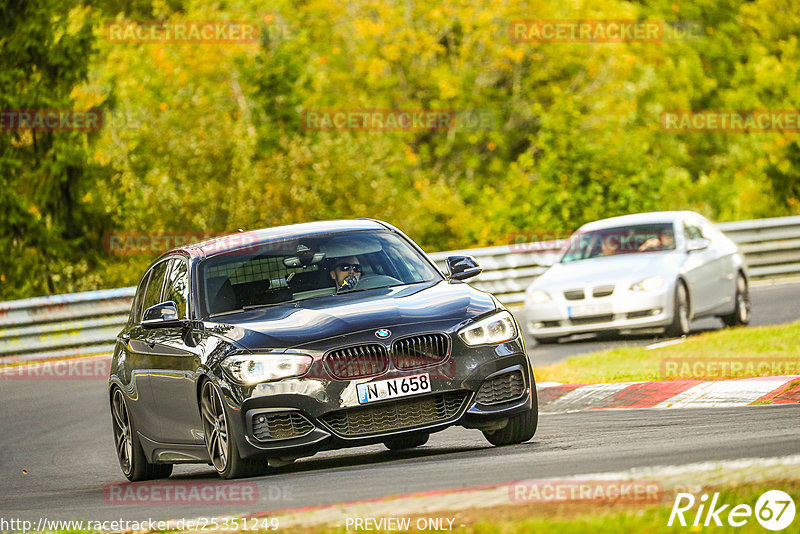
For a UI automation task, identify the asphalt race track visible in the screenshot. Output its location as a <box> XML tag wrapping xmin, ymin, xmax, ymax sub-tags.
<box><xmin>1</xmin><ymin>280</ymin><xmax>799</xmax><ymax>524</ymax></box>
<box><xmin>520</xmin><ymin>279</ymin><xmax>800</xmax><ymax>366</ymax></box>
<box><xmin>0</xmin><ymin>374</ymin><xmax>800</xmax><ymax>520</ymax></box>
<box><xmin>1</xmin><ymin>374</ymin><xmax>799</xmax><ymax>523</ymax></box>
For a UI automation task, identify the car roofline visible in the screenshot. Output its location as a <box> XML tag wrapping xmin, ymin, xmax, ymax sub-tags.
<box><xmin>152</xmin><ymin>219</ymin><xmax>392</xmax><ymax>262</ymax></box>
<box><xmin>576</xmin><ymin>211</ymin><xmax>693</xmax><ymax>232</ymax></box>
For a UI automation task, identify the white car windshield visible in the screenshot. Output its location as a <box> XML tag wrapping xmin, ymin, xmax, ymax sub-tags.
<box><xmin>560</xmin><ymin>223</ymin><xmax>677</xmax><ymax>263</ymax></box>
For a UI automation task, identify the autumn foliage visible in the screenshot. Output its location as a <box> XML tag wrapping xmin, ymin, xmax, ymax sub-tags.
<box><xmin>2</xmin><ymin>0</ymin><xmax>799</xmax><ymax>299</ymax></box>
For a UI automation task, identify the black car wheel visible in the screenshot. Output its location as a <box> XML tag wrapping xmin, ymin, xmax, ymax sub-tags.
<box><xmin>111</xmin><ymin>388</ymin><xmax>173</xmax><ymax>481</ymax></box>
<box><xmin>666</xmin><ymin>281</ymin><xmax>690</xmax><ymax>337</ymax></box>
<box><xmin>721</xmin><ymin>274</ymin><xmax>750</xmax><ymax>327</ymax></box>
<box><xmin>482</xmin><ymin>405</ymin><xmax>538</xmax><ymax>446</ymax></box>
<box><xmin>384</xmin><ymin>432</ymin><xmax>429</xmax><ymax>450</ymax></box>
<box><xmin>482</xmin><ymin>384</ymin><xmax>539</xmax><ymax>447</ymax></box>
<box><xmin>200</xmin><ymin>380</ymin><xmax>264</xmax><ymax>479</ymax></box>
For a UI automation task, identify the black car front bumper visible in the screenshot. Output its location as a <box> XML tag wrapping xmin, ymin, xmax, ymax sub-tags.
<box><xmin>218</xmin><ymin>332</ymin><xmax>536</xmax><ymax>460</ymax></box>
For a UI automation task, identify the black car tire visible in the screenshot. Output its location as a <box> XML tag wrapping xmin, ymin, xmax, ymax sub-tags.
<box><xmin>534</xmin><ymin>337</ymin><xmax>560</xmax><ymax>345</ymax></box>
<box><xmin>665</xmin><ymin>281</ymin><xmax>690</xmax><ymax>337</ymax></box>
<box><xmin>111</xmin><ymin>388</ymin><xmax>173</xmax><ymax>481</ymax></box>
<box><xmin>720</xmin><ymin>274</ymin><xmax>750</xmax><ymax>327</ymax></box>
<box><xmin>482</xmin><ymin>389</ymin><xmax>539</xmax><ymax>447</ymax></box>
<box><xmin>383</xmin><ymin>432</ymin><xmax>429</xmax><ymax>450</ymax></box>
<box><xmin>200</xmin><ymin>380</ymin><xmax>265</xmax><ymax>480</ymax></box>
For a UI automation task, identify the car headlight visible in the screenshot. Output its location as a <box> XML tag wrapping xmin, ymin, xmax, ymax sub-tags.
<box><xmin>630</xmin><ymin>276</ymin><xmax>665</xmax><ymax>292</ymax></box>
<box><xmin>527</xmin><ymin>289</ymin><xmax>552</xmax><ymax>304</ymax></box>
<box><xmin>221</xmin><ymin>353</ymin><xmax>313</xmax><ymax>385</ymax></box>
<box><xmin>458</xmin><ymin>310</ymin><xmax>518</xmax><ymax>346</ymax></box>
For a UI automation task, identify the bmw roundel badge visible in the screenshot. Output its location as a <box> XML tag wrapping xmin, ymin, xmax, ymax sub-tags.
<box><xmin>375</xmin><ymin>329</ymin><xmax>391</xmax><ymax>339</ymax></box>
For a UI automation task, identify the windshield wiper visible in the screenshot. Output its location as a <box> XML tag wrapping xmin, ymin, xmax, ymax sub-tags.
<box><xmin>335</xmin><ymin>287</ymin><xmax>375</xmax><ymax>295</ymax></box>
<box><xmin>242</xmin><ymin>300</ymin><xmax>298</xmax><ymax>310</ymax></box>
<box><xmin>336</xmin><ymin>281</ymin><xmax>414</xmax><ymax>295</ymax></box>
<box><xmin>208</xmin><ymin>309</ymin><xmax>247</xmax><ymax>318</ymax></box>
<box><xmin>208</xmin><ymin>301</ymin><xmax>297</xmax><ymax>317</ymax></box>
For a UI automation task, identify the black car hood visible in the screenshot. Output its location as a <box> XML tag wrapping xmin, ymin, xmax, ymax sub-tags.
<box><xmin>204</xmin><ymin>281</ymin><xmax>498</xmax><ymax>350</ymax></box>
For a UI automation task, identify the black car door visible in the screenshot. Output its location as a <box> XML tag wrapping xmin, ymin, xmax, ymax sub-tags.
<box><xmin>146</xmin><ymin>257</ymin><xmax>207</xmax><ymax>445</ymax></box>
<box><xmin>124</xmin><ymin>259</ymin><xmax>170</xmax><ymax>441</ymax></box>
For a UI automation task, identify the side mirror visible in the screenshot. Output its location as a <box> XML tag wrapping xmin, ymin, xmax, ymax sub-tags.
<box><xmin>445</xmin><ymin>255</ymin><xmax>482</xmax><ymax>280</ymax></box>
<box><xmin>142</xmin><ymin>301</ymin><xmax>183</xmax><ymax>328</ymax></box>
<box><xmin>686</xmin><ymin>238</ymin><xmax>710</xmax><ymax>252</ymax></box>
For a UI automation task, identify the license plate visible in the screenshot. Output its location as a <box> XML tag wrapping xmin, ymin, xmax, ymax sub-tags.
<box><xmin>357</xmin><ymin>373</ymin><xmax>431</xmax><ymax>404</ymax></box>
<box><xmin>568</xmin><ymin>303</ymin><xmax>612</xmax><ymax>317</ymax></box>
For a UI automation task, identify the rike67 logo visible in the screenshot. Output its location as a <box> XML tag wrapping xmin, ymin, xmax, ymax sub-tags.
<box><xmin>669</xmin><ymin>490</ymin><xmax>796</xmax><ymax>531</ymax></box>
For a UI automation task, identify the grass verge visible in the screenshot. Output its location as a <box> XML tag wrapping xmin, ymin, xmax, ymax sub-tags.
<box><xmin>534</xmin><ymin>321</ymin><xmax>800</xmax><ymax>384</ymax></box>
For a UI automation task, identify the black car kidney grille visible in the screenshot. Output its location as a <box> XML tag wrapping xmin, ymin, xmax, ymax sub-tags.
<box><xmin>476</xmin><ymin>370</ymin><xmax>526</xmax><ymax>405</ymax></box>
<box><xmin>592</xmin><ymin>285</ymin><xmax>615</xmax><ymax>297</ymax></box>
<box><xmin>320</xmin><ymin>391</ymin><xmax>469</xmax><ymax>437</ymax></box>
<box><xmin>252</xmin><ymin>412</ymin><xmax>314</xmax><ymax>441</ymax></box>
<box><xmin>392</xmin><ymin>334</ymin><xmax>451</xmax><ymax>370</ymax></box>
<box><xmin>325</xmin><ymin>344</ymin><xmax>390</xmax><ymax>379</ymax></box>
<box><xmin>564</xmin><ymin>289</ymin><xmax>585</xmax><ymax>300</ymax></box>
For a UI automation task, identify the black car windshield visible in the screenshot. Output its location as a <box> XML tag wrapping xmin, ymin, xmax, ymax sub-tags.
<box><xmin>200</xmin><ymin>230</ymin><xmax>442</xmax><ymax>316</ymax></box>
<box><xmin>560</xmin><ymin>223</ymin><xmax>677</xmax><ymax>263</ymax></box>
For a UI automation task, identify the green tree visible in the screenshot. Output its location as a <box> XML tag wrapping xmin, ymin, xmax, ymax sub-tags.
<box><xmin>0</xmin><ymin>0</ymin><xmax>110</xmax><ymax>299</ymax></box>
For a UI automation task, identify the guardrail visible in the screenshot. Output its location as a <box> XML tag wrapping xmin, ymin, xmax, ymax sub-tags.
<box><xmin>2</xmin><ymin>215</ymin><xmax>799</xmax><ymax>362</ymax></box>
<box><xmin>0</xmin><ymin>288</ymin><xmax>135</xmax><ymax>362</ymax></box>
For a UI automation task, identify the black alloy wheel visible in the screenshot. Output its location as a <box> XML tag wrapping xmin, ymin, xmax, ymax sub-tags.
<box><xmin>200</xmin><ymin>380</ymin><xmax>264</xmax><ymax>479</ymax></box>
<box><xmin>111</xmin><ymin>388</ymin><xmax>173</xmax><ymax>481</ymax></box>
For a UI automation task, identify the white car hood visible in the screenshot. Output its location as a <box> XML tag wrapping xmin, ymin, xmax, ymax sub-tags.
<box><xmin>532</xmin><ymin>252</ymin><xmax>684</xmax><ymax>291</ymax></box>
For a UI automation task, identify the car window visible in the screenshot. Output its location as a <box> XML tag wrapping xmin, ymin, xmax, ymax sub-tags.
<box><xmin>141</xmin><ymin>260</ymin><xmax>169</xmax><ymax>319</ymax></box>
<box><xmin>199</xmin><ymin>230</ymin><xmax>441</xmax><ymax>316</ymax></box>
<box><xmin>698</xmin><ymin>219</ymin><xmax>719</xmax><ymax>242</ymax></box>
<box><xmin>165</xmin><ymin>258</ymin><xmax>189</xmax><ymax>319</ymax></box>
<box><xmin>683</xmin><ymin>222</ymin><xmax>705</xmax><ymax>240</ymax></box>
<box><xmin>129</xmin><ymin>271</ymin><xmax>151</xmax><ymax>325</ymax></box>
<box><xmin>560</xmin><ymin>223</ymin><xmax>676</xmax><ymax>263</ymax></box>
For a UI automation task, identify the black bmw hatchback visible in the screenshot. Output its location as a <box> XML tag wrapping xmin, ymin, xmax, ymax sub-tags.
<box><xmin>109</xmin><ymin>219</ymin><xmax>538</xmax><ymax>480</ymax></box>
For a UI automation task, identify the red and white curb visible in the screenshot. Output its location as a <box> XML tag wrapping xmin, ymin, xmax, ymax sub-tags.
<box><xmin>538</xmin><ymin>376</ymin><xmax>800</xmax><ymax>413</ymax></box>
<box><xmin>2</xmin><ymin>357</ymin><xmax>798</xmax><ymax>412</ymax></box>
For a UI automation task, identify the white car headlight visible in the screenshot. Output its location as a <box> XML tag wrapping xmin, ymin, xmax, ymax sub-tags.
<box><xmin>630</xmin><ymin>275</ymin><xmax>665</xmax><ymax>292</ymax></box>
<box><xmin>527</xmin><ymin>289</ymin><xmax>552</xmax><ymax>304</ymax></box>
<box><xmin>458</xmin><ymin>310</ymin><xmax>518</xmax><ymax>346</ymax></box>
<box><xmin>221</xmin><ymin>353</ymin><xmax>313</xmax><ymax>385</ymax></box>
